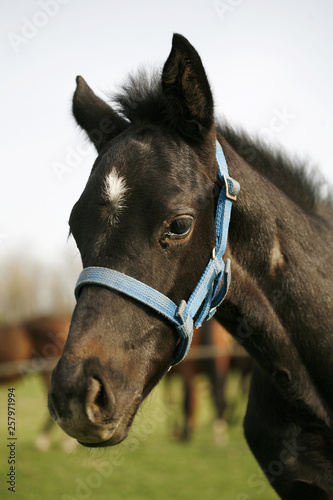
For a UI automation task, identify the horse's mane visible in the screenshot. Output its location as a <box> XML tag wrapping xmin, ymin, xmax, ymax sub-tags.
<box><xmin>218</xmin><ymin>123</ymin><xmax>332</xmax><ymax>216</ymax></box>
<box><xmin>111</xmin><ymin>68</ymin><xmax>332</xmax><ymax>217</ymax></box>
<box><xmin>112</xmin><ymin>68</ymin><xmax>165</xmax><ymax>124</ymax></box>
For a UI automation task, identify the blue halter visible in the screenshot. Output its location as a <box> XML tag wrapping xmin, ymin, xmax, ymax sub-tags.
<box><xmin>74</xmin><ymin>140</ymin><xmax>240</xmax><ymax>365</ymax></box>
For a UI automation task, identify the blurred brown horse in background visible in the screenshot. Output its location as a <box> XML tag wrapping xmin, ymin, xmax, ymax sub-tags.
<box><xmin>0</xmin><ymin>316</ymin><xmax>70</xmax><ymax>450</ymax></box>
<box><xmin>167</xmin><ymin>319</ymin><xmax>251</xmax><ymax>444</ymax></box>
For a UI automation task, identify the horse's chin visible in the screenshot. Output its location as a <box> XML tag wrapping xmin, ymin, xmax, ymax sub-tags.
<box><xmin>78</xmin><ymin>430</ymin><xmax>128</xmax><ymax>448</ymax></box>
<box><xmin>66</xmin><ymin>396</ymin><xmax>141</xmax><ymax>448</ymax></box>
<box><xmin>77</xmin><ymin>411</ymin><xmax>136</xmax><ymax>447</ymax></box>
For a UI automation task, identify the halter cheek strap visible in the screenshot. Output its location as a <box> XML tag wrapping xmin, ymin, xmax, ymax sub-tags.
<box><xmin>75</xmin><ymin>140</ymin><xmax>240</xmax><ymax>365</ymax></box>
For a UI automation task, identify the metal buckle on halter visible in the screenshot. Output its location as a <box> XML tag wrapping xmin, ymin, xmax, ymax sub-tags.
<box><xmin>224</xmin><ymin>175</ymin><xmax>239</xmax><ymax>201</ymax></box>
<box><xmin>207</xmin><ymin>306</ymin><xmax>217</xmax><ymax>322</ymax></box>
<box><xmin>208</xmin><ymin>259</ymin><xmax>232</xmax><ymax>319</ymax></box>
<box><xmin>175</xmin><ymin>300</ymin><xmax>193</xmax><ymax>339</ymax></box>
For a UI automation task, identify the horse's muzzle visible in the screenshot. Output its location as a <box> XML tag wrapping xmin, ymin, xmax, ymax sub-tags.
<box><xmin>48</xmin><ymin>356</ymin><xmax>141</xmax><ymax>446</ymax></box>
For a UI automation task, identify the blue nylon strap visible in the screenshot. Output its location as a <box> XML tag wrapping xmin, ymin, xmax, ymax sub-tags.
<box><xmin>192</xmin><ymin>142</ymin><xmax>239</xmax><ymax>328</ymax></box>
<box><xmin>75</xmin><ymin>268</ymin><xmax>193</xmax><ymax>339</ymax></box>
<box><xmin>74</xmin><ymin>140</ymin><xmax>240</xmax><ymax>365</ymax></box>
<box><xmin>75</xmin><ymin>267</ymin><xmax>194</xmax><ymax>363</ymax></box>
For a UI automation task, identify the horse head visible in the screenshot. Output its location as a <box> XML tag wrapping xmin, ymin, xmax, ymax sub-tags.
<box><xmin>48</xmin><ymin>34</ymin><xmax>221</xmax><ymax>447</ymax></box>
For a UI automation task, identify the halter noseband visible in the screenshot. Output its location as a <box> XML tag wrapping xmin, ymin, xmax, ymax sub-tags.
<box><xmin>74</xmin><ymin>140</ymin><xmax>240</xmax><ymax>365</ymax></box>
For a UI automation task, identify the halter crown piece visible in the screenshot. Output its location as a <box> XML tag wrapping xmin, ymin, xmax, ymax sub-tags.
<box><xmin>75</xmin><ymin>140</ymin><xmax>240</xmax><ymax>365</ymax></box>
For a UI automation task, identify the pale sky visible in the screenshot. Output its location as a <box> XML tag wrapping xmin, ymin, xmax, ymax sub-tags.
<box><xmin>1</xmin><ymin>0</ymin><xmax>333</xmax><ymax>266</ymax></box>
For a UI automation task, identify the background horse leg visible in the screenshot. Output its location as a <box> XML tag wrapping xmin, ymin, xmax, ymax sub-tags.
<box><xmin>202</xmin><ymin>320</ymin><xmax>231</xmax><ymax>446</ymax></box>
<box><xmin>211</xmin><ymin>375</ymin><xmax>229</xmax><ymax>446</ymax></box>
<box><xmin>35</xmin><ymin>416</ymin><xmax>55</xmax><ymax>451</ymax></box>
<box><xmin>208</xmin><ymin>363</ymin><xmax>229</xmax><ymax>446</ymax></box>
<box><xmin>244</xmin><ymin>364</ymin><xmax>333</xmax><ymax>499</ymax></box>
<box><xmin>165</xmin><ymin>362</ymin><xmax>197</xmax><ymax>441</ymax></box>
<box><xmin>182</xmin><ymin>373</ymin><xmax>196</xmax><ymax>441</ymax></box>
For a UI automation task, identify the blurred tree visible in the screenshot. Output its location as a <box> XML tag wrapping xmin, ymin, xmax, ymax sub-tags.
<box><xmin>0</xmin><ymin>249</ymin><xmax>81</xmax><ymax>324</ymax></box>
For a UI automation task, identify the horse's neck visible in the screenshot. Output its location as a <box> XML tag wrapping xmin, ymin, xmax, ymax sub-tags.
<box><xmin>216</xmin><ymin>136</ymin><xmax>333</xmax><ymax>426</ymax></box>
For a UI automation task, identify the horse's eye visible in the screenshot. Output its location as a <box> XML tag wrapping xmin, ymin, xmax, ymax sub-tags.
<box><xmin>168</xmin><ymin>216</ymin><xmax>194</xmax><ymax>239</ymax></box>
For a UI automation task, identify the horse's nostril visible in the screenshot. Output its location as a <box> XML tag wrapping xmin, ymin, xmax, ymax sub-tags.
<box><xmin>85</xmin><ymin>376</ymin><xmax>115</xmax><ymax>424</ymax></box>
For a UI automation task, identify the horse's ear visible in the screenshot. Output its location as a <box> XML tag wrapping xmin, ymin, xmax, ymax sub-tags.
<box><xmin>72</xmin><ymin>76</ymin><xmax>129</xmax><ymax>152</ymax></box>
<box><xmin>162</xmin><ymin>34</ymin><xmax>214</xmax><ymax>140</ymax></box>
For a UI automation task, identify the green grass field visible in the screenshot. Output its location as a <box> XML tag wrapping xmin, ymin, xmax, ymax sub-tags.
<box><xmin>0</xmin><ymin>373</ymin><xmax>279</xmax><ymax>500</ymax></box>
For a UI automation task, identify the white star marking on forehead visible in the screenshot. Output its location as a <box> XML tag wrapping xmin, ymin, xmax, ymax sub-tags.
<box><xmin>103</xmin><ymin>170</ymin><xmax>128</xmax><ymax>218</ymax></box>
